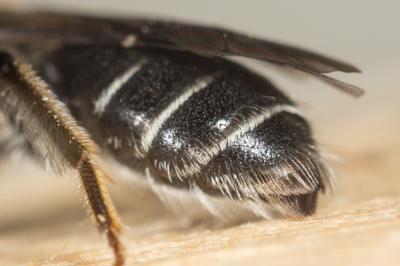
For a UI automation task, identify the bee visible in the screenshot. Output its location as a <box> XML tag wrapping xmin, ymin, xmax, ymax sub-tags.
<box><xmin>0</xmin><ymin>11</ymin><xmax>363</xmax><ymax>266</ymax></box>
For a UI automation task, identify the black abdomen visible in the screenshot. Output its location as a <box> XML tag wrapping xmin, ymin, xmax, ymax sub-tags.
<box><xmin>38</xmin><ymin>46</ymin><xmax>328</xmax><ymax>216</ymax></box>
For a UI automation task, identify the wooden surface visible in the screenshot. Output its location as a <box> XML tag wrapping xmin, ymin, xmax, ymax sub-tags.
<box><xmin>1</xmin><ymin>2</ymin><xmax>400</xmax><ymax>266</ymax></box>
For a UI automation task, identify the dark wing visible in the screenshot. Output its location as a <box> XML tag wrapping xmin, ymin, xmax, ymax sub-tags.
<box><xmin>0</xmin><ymin>11</ymin><xmax>364</xmax><ymax>97</ymax></box>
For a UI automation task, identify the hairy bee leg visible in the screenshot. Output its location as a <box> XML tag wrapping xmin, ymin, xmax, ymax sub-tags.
<box><xmin>0</xmin><ymin>52</ymin><xmax>125</xmax><ymax>266</ymax></box>
<box><xmin>78</xmin><ymin>155</ymin><xmax>125</xmax><ymax>266</ymax></box>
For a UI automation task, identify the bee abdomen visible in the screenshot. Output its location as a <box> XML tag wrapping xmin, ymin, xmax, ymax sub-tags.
<box><xmin>40</xmin><ymin>46</ymin><xmax>328</xmax><ymax>216</ymax></box>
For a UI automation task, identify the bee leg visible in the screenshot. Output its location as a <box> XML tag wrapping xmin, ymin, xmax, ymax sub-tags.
<box><xmin>0</xmin><ymin>52</ymin><xmax>125</xmax><ymax>266</ymax></box>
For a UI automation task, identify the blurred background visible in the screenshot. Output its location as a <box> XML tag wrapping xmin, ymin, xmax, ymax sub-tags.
<box><xmin>0</xmin><ymin>1</ymin><xmax>399</xmax><ymax>265</ymax></box>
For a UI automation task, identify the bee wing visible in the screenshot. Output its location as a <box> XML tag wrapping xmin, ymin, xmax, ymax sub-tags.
<box><xmin>0</xmin><ymin>12</ymin><xmax>364</xmax><ymax>97</ymax></box>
